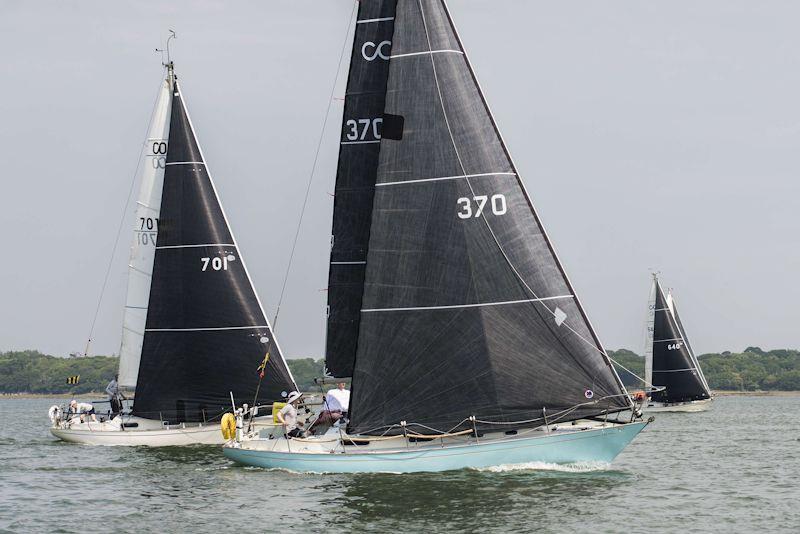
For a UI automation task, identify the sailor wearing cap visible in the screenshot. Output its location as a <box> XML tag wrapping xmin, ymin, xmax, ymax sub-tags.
<box><xmin>277</xmin><ymin>391</ymin><xmax>304</xmax><ymax>438</ymax></box>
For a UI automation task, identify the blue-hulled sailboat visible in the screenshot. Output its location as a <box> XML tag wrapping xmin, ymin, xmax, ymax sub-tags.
<box><xmin>223</xmin><ymin>0</ymin><xmax>650</xmax><ymax>473</ymax></box>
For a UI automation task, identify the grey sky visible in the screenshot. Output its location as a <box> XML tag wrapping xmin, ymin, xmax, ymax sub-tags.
<box><xmin>1</xmin><ymin>1</ymin><xmax>798</xmax><ymax>359</ymax></box>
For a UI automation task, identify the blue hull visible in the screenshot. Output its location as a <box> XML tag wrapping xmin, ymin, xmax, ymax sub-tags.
<box><xmin>223</xmin><ymin>422</ymin><xmax>648</xmax><ymax>474</ymax></box>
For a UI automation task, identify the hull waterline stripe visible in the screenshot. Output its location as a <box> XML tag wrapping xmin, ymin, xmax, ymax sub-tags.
<box><xmin>156</xmin><ymin>243</ymin><xmax>236</xmax><ymax>249</ymax></box>
<box><xmin>391</xmin><ymin>50</ymin><xmax>464</xmax><ymax>59</ymax></box>
<box><xmin>145</xmin><ymin>325</ymin><xmax>268</xmax><ymax>332</ymax></box>
<box><xmin>165</xmin><ymin>161</ymin><xmax>205</xmax><ymax>166</ymax></box>
<box><xmin>362</xmin><ymin>295</ymin><xmax>573</xmax><ymax>313</ymax></box>
<box><xmin>357</xmin><ymin>17</ymin><xmax>394</xmax><ymax>24</ymax></box>
<box><xmin>653</xmin><ymin>368</ymin><xmax>698</xmax><ymax>373</ymax></box>
<box><xmin>376</xmin><ymin>172</ymin><xmax>516</xmax><ymax>187</ymax></box>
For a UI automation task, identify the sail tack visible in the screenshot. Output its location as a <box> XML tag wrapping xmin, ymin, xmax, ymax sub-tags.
<box><xmin>649</xmin><ymin>280</ymin><xmax>711</xmax><ymax>403</ymax></box>
<box><xmin>132</xmin><ymin>75</ymin><xmax>296</xmax><ymax>422</ymax></box>
<box><xmin>118</xmin><ymin>75</ymin><xmax>172</xmax><ymax>388</ymax></box>
<box><xmin>328</xmin><ymin>0</ymin><xmax>630</xmax><ymax>435</ymax></box>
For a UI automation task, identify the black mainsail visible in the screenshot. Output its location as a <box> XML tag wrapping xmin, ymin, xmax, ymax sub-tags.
<box><xmin>648</xmin><ymin>278</ymin><xmax>711</xmax><ymax>404</ymax></box>
<box><xmin>326</xmin><ymin>0</ymin><xmax>631</xmax><ymax>435</ymax></box>
<box><xmin>132</xmin><ymin>68</ymin><xmax>296</xmax><ymax>422</ymax></box>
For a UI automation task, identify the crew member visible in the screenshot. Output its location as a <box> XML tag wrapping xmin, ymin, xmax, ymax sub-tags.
<box><xmin>326</xmin><ymin>382</ymin><xmax>350</xmax><ymax>417</ymax></box>
<box><xmin>308</xmin><ymin>382</ymin><xmax>351</xmax><ymax>435</ymax></box>
<box><xmin>105</xmin><ymin>374</ymin><xmax>126</xmax><ymax>417</ymax></box>
<box><xmin>69</xmin><ymin>399</ymin><xmax>97</xmax><ymax>423</ymax></box>
<box><xmin>276</xmin><ymin>391</ymin><xmax>304</xmax><ymax>438</ymax></box>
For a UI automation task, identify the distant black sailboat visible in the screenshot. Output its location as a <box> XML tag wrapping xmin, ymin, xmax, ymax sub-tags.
<box><xmin>644</xmin><ymin>274</ymin><xmax>712</xmax><ymax>412</ymax></box>
<box><xmin>225</xmin><ymin>0</ymin><xmax>649</xmax><ymax>472</ymax></box>
<box><xmin>50</xmin><ymin>60</ymin><xmax>297</xmax><ymax>446</ymax></box>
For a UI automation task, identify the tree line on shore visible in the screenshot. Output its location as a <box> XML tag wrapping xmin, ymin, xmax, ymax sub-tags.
<box><xmin>1</xmin><ymin>347</ymin><xmax>799</xmax><ymax>394</ymax></box>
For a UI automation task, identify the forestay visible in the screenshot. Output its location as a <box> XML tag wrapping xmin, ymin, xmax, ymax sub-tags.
<box><xmin>648</xmin><ymin>279</ymin><xmax>711</xmax><ymax>403</ymax></box>
<box><xmin>118</xmin><ymin>73</ymin><xmax>172</xmax><ymax>388</ymax></box>
<box><xmin>132</xmin><ymin>72</ymin><xmax>296</xmax><ymax>422</ymax></box>
<box><xmin>333</xmin><ymin>0</ymin><xmax>630</xmax><ymax>436</ymax></box>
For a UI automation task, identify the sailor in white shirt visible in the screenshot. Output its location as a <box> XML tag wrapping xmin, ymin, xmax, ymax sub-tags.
<box><xmin>308</xmin><ymin>382</ymin><xmax>350</xmax><ymax>435</ymax></box>
<box><xmin>326</xmin><ymin>382</ymin><xmax>350</xmax><ymax>415</ymax></box>
<box><xmin>276</xmin><ymin>391</ymin><xmax>304</xmax><ymax>438</ymax></box>
<box><xmin>69</xmin><ymin>399</ymin><xmax>97</xmax><ymax>423</ymax></box>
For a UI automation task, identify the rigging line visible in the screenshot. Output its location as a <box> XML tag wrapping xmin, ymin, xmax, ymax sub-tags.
<box><xmin>83</xmin><ymin>68</ymin><xmax>168</xmax><ymax>357</ymax></box>
<box><xmin>415</xmin><ymin>1</ymin><xmax>606</xmax><ymax>388</ymax></box>
<box><xmin>270</xmin><ymin>0</ymin><xmax>358</xmax><ymax>330</ymax></box>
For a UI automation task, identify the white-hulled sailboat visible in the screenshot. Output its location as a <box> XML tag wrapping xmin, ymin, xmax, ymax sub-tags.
<box><xmin>49</xmin><ymin>58</ymin><xmax>297</xmax><ymax>446</ymax></box>
<box><xmin>643</xmin><ymin>274</ymin><xmax>713</xmax><ymax>412</ymax></box>
<box><xmin>223</xmin><ymin>0</ymin><xmax>649</xmax><ymax>473</ymax></box>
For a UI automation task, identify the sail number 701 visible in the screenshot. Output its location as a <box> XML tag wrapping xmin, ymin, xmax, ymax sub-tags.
<box><xmin>201</xmin><ymin>254</ymin><xmax>237</xmax><ymax>272</ymax></box>
<box><xmin>457</xmin><ymin>194</ymin><xmax>507</xmax><ymax>219</ymax></box>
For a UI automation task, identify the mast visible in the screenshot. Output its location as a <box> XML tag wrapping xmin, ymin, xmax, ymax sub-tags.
<box><xmin>343</xmin><ymin>0</ymin><xmax>631</xmax><ymax>435</ymax></box>
<box><xmin>118</xmin><ymin>66</ymin><xmax>174</xmax><ymax>388</ymax></box>
<box><xmin>131</xmin><ymin>68</ymin><xmax>296</xmax><ymax>422</ymax></box>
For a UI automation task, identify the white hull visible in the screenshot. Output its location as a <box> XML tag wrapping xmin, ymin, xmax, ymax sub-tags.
<box><xmin>645</xmin><ymin>398</ymin><xmax>712</xmax><ymax>413</ymax></box>
<box><xmin>50</xmin><ymin>416</ymin><xmax>277</xmax><ymax>447</ymax></box>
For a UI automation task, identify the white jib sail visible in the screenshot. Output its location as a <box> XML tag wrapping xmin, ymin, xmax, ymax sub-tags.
<box><xmin>118</xmin><ymin>73</ymin><xmax>173</xmax><ymax>388</ymax></box>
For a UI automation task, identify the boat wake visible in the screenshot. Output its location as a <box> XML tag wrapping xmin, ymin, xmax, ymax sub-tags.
<box><xmin>473</xmin><ymin>460</ymin><xmax>612</xmax><ymax>473</ymax></box>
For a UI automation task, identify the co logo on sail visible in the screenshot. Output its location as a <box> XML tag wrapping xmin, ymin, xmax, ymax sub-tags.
<box><xmin>362</xmin><ymin>40</ymin><xmax>391</xmax><ymax>61</ymax></box>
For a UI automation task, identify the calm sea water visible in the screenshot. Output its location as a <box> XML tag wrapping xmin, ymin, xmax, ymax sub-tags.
<box><xmin>0</xmin><ymin>396</ymin><xmax>798</xmax><ymax>533</ymax></box>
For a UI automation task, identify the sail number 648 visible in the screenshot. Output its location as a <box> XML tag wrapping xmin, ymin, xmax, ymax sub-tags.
<box><xmin>457</xmin><ymin>194</ymin><xmax>507</xmax><ymax>219</ymax></box>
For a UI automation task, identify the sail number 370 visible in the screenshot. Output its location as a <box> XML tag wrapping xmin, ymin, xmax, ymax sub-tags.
<box><xmin>457</xmin><ymin>195</ymin><xmax>507</xmax><ymax>219</ymax></box>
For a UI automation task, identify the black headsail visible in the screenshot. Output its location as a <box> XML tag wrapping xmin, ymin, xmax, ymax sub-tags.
<box><xmin>133</xmin><ymin>69</ymin><xmax>296</xmax><ymax>422</ymax></box>
<box><xmin>325</xmin><ymin>1</ymin><xmax>398</xmax><ymax>378</ymax></box>
<box><xmin>650</xmin><ymin>280</ymin><xmax>711</xmax><ymax>403</ymax></box>
<box><xmin>338</xmin><ymin>0</ymin><xmax>631</xmax><ymax>435</ymax></box>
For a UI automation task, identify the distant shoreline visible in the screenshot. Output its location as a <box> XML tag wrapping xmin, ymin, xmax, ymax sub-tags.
<box><xmin>713</xmin><ymin>390</ymin><xmax>800</xmax><ymax>397</ymax></box>
<box><xmin>0</xmin><ymin>392</ymin><xmax>108</xmax><ymax>399</ymax></box>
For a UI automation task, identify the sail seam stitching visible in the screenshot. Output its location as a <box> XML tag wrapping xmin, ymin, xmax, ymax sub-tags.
<box><xmin>155</xmin><ymin>243</ymin><xmax>236</xmax><ymax>249</ymax></box>
<box><xmin>390</xmin><ymin>49</ymin><xmax>463</xmax><ymax>58</ymax></box>
<box><xmin>145</xmin><ymin>326</ymin><xmax>269</xmax><ymax>332</ymax></box>
<box><xmin>357</xmin><ymin>17</ymin><xmax>394</xmax><ymax>24</ymax></box>
<box><xmin>362</xmin><ymin>295</ymin><xmax>573</xmax><ymax>313</ymax></box>
<box><xmin>376</xmin><ymin>172</ymin><xmax>516</xmax><ymax>187</ymax></box>
<box><xmin>165</xmin><ymin>161</ymin><xmax>204</xmax><ymax>165</ymax></box>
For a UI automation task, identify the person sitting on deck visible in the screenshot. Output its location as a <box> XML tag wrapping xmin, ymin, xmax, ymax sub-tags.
<box><xmin>325</xmin><ymin>382</ymin><xmax>350</xmax><ymax>417</ymax></box>
<box><xmin>69</xmin><ymin>400</ymin><xmax>97</xmax><ymax>423</ymax></box>
<box><xmin>308</xmin><ymin>382</ymin><xmax>350</xmax><ymax>435</ymax></box>
<box><xmin>277</xmin><ymin>391</ymin><xmax>304</xmax><ymax>438</ymax></box>
<box><xmin>105</xmin><ymin>374</ymin><xmax>126</xmax><ymax>417</ymax></box>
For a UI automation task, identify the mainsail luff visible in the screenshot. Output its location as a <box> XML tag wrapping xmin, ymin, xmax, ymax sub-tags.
<box><xmin>118</xmin><ymin>70</ymin><xmax>173</xmax><ymax>388</ymax></box>
<box><xmin>132</xmin><ymin>72</ymin><xmax>296</xmax><ymax>422</ymax></box>
<box><xmin>649</xmin><ymin>280</ymin><xmax>711</xmax><ymax>403</ymax></box>
<box><xmin>325</xmin><ymin>0</ymin><xmax>398</xmax><ymax>378</ymax></box>
<box><xmin>345</xmin><ymin>0</ymin><xmax>630</xmax><ymax>435</ymax></box>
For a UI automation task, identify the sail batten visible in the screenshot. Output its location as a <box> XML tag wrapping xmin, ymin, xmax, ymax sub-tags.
<box><xmin>334</xmin><ymin>0</ymin><xmax>630</xmax><ymax>436</ymax></box>
<box><xmin>131</xmin><ymin>73</ymin><xmax>296</xmax><ymax>422</ymax></box>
